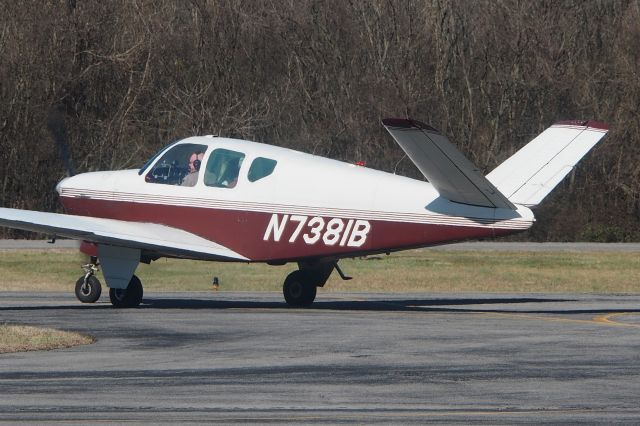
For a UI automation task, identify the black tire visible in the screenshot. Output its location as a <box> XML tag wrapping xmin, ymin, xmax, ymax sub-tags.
<box><xmin>109</xmin><ymin>275</ymin><xmax>144</xmax><ymax>308</ymax></box>
<box><xmin>74</xmin><ymin>275</ymin><xmax>102</xmax><ymax>303</ymax></box>
<box><xmin>283</xmin><ymin>270</ymin><xmax>317</xmax><ymax>307</ymax></box>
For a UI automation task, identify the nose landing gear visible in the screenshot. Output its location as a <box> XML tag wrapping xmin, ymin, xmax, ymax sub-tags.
<box><xmin>74</xmin><ymin>259</ymin><xmax>102</xmax><ymax>303</ymax></box>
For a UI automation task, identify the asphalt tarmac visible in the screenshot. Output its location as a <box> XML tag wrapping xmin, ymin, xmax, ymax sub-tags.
<box><xmin>1</xmin><ymin>291</ymin><xmax>640</xmax><ymax>423</ymax></box>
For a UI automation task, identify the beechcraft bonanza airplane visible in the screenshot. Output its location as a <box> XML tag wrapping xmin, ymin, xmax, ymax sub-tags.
<box><xmin>0</xmin><ymin>118</ymin><xmax>608</xmax><ymax>308</ymax></box>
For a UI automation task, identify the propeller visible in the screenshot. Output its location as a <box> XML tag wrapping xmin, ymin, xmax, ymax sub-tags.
<box><xmin>47</xmin><ymin>104</ymin><xmax>76</xmax><ymax>177</ymax></box>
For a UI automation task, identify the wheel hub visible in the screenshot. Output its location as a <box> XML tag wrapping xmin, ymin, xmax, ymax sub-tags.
<box><xmin>113</xmin><ymin>289</ymin><xmax>126</xmax><ymax>301</ymax></box>
<box><xmin>289</xmin><ymin>282</ymin><xmax>303</xmax><ymax>298</ymax></box>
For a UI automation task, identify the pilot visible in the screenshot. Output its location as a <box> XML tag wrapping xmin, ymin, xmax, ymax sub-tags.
<box><xmin>181</xmin><ymin>151</ymin><xmax>204</xmax><ymax>187</ymax></box>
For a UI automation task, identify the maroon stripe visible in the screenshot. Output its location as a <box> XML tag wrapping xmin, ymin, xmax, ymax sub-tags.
<box><xmin>555</xmin><ymin>120</ymin><xmax>589</xmax><ymax>127</ymax></box>
<box><xmin>382</xmin><ymin>118</ymin><xmax>440</xmax><ymax>133</ymax></box>
<box><xmin>586</xmin><ymin>120</ymin><xmax>609</xmax><ymax>131</ymax></box>
<box><xmin>554</xmin><ymin>120</ymin><xmax>609</xmax><ymax>130</ymax></box>
<box><xmin>61</xmin><ymin>197</ymin><xmax>524</xmax><ymax>261</ymax></box>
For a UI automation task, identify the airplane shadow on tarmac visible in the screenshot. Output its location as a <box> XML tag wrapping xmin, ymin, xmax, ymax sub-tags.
<box><xmin>0</xmin><ymin>295</ymin><xmax>638</xmax><ymax>316</ymax></box>
<box><xmin>138</xmin><ymin>296</ymin><xmax>640</xmax><ymax>316</ymax></box>
<box><xmin>142</xmin><ymin>296</ymin><xmax>562</xmax><ymax>311</ymax></box>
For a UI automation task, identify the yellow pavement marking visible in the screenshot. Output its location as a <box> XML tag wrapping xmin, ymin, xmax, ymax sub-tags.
<box><xmin>477</xmin><ymin>311</ymin><xmax>640</xmax><ymax>328</ymax></box>
<box><xmin>592</xmin><ymin>312</ymin><xmax>640</xmax><ymax>328</ymax></box>
<box><xmin>324</xmin><ymin>298</ymin><xmax>640</xmax><ymax>329</ymax></box>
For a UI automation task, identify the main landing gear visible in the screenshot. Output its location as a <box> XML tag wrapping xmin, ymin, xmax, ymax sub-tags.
<box><xmin>283</xmin><ymin>270</ymin><xmax>317</xmax><ymax>307</ymax></box>
<box><xmin>282</xmin><ymin>261</ymin><xmax>351</xmax><ymax>308</ymax></box>
<box><xmin>109</xmin><ymin>275</ymin><xmax>144</xmax><ymax>308</ymax></box>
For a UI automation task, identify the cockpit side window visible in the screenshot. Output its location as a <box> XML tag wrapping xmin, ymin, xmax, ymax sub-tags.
<box><xmin>145</xmin><ymin>143</ymin><xmax>208</xmax><ymax>186</ymax></box>
<box><xmin>248</xmin><ymin>157</ymin><xmax>277</xmax><ymax>182</ymax></box>
<box><xmin>204</xmin><ymin>149</ymin><xmax>245</xmax><ymax>188</ymax></box>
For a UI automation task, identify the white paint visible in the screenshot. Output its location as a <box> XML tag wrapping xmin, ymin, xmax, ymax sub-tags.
<box><xmin>262</xmin><ymin>214</ymin><xmax>373</xmax><ymax>248</ymax></box>
<box><xmin>98</xmin><ymin>244</ymin><xmax>140</xmax><ymax>289</ymax></box>
<box><xmin>7</xmin><ymin>119</ymin><xmax>606</xmax><ymax>262</ymax></box>
<box><xmin>263</xmin><ymin>214</ymin><xmax>288</xmax><ymax>242</ymax></box>
<box><xmin>347</xmin><ymin>220</ymin><xmax>371</xmax><ymax>247</ymax></box>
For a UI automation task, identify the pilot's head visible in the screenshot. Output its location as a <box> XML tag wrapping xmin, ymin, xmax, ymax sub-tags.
<box><xmin>188</xmin><ymin>152</ymin><xmax>204</xmax><ymax>173</ymax></box>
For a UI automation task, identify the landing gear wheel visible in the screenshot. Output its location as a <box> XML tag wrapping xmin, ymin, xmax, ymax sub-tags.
<box><xmin>75</xmin><ymin>275</ymin><xmax>102</xmax><ymax>303</ymax></box>
<box><xmin>109</xmin><ymin>275</ymin><xmax>144</xmax><ymax>308</ymax></box>
<box><xmin>283</xmin><ymin>270</ymin><xmax>317</xmax><ymax>307</ymax></box>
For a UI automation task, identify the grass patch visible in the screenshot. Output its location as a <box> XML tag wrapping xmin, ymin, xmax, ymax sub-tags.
<box><xmin>0</xmin><ymin>324</ymin><xmax>94</xmax><ymax>354</ymax></box>
<box><xmin>0</xmin><ymin>248</ymin><xmax>639</xmax><ymax>293</ymax></box>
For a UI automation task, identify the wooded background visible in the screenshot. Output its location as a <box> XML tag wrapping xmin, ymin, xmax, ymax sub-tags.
<box><xmin>1</xmin><ymin>0</ymin><xmax>639</xmax><ymax>240</ymax></box>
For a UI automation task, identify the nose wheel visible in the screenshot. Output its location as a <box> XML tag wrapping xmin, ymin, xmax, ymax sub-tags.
<box><xmin>74</xmin><ymin>261</ymin><xmax>102</xmax><ymax>303</ymax></box>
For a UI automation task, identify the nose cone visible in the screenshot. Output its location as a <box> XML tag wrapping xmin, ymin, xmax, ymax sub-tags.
<box><xmin>55</xmin><ymin>175</ymin><xmax>72</xmax><ymax>196</ymax></box>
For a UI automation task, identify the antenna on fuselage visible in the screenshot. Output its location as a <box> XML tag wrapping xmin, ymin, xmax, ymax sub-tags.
<box><xmin>47</xmin><ymin>104</ymin><xmax>76</xmax><ymax>177</ymax></box>
<box><xmin>393</xmin><ymin>153</ymin><xmax>407</xmax><ymax>175</ymax></box>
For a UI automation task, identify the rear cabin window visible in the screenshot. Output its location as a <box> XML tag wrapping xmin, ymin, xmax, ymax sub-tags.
<box><xmin>248</xmin><ymin>157</ymin><xmax>277</xmax><ymax>182</ymax></box>
<box><xmin>204</xmin><ymin>149</ymin><xmax>245</xmax><ymax>188</ymax></box>
<box><xmin>145</xmin><ymin>143</ymin><xmax>207</xmax><ymax>186</ymax></box>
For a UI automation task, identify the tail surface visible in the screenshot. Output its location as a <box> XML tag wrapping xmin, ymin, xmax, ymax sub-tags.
<box><xmin>382</xmin><ymin>118</ymin><xmax>516</xmax><ymax>210</ymax></box>
<box><xmin>486</xmin><ymin>120</ymin><xmax>608</xmax><ymax>207</ymax></box>
<box><xmin>382</xmin><ymin>118</ymin><xmax>608</xmax><ymax>210</ymax></box>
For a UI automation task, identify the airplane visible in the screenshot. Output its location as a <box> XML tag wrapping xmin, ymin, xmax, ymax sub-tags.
<box><xmin>0</xmin><ymin>118</ymin><xmax>608</xmax><ymax>308</ymax></box>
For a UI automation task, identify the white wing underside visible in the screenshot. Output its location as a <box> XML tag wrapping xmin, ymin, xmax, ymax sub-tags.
<box><xmin>0</xmin><ymin>207</ymin><xmax>248</xmax><ymax>261</ymax></box>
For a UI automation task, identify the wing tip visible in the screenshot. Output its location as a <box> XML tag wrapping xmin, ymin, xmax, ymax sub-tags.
<box><xmin>553</xmin><ymin>119</ymin><xmax>609</xmax><ymax>131</ymax></box>
<box><xmin>382</xmin><ymin>118</ymin><xmax>440</xmax><ymax>133</ymax></box>
<box><xmin>585</xmin><ymin>120</ymin><xmax>609</xmax><ymax>131</ymax></box>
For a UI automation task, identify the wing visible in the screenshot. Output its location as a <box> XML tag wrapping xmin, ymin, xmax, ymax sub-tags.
<box><xmin>382</xmin><ymin>118</ymin><xmax>516</xmax><ymax>209</ymax></box>
<box><xmin>0</xmin><ymin>207</ymin><xmax>248</xmax><ymax>261</ymax></box>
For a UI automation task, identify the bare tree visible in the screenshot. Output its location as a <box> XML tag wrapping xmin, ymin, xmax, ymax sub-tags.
<box><xmin>1</xmin><ymin>0</ymin><xmax>638</xmax><ymax>240</ymax></box>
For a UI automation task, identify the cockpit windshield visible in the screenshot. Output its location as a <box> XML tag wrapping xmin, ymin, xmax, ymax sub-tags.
<box><xmin>138</xmin><ymin>141</ymin><xmax>180</xmax><ymax>176</ymax></box>
<box><xmin>144</xmin><ymin>143</ymin><xmax>208</xmax><ymax>186</ymax></box>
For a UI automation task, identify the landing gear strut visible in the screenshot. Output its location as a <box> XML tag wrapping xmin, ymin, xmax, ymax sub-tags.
<box><xmin>109</xmin><ymin>275</ymin><xmax>144</xmax><ymax>308</ymax></box>
<box><xmin>74</xmin><ymin>258</ymin><xmax>102</xmax><ymax>303</ymax></box>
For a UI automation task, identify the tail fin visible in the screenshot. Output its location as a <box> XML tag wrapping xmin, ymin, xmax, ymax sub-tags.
<box><xmin>486</xmin><ymin>121</ymin><xmax>608</xmax><ymax>207</ymax></box>
<box><xmin>382</xmin><ymin>118</ymin><xmax>516</xmax><ymax>209</ymax></box>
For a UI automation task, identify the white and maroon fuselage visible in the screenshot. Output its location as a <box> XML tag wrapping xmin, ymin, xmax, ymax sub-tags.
<box><xmin>56</xmin><ymin>137</ymin><xmax>534</xmax><ymax>262</ymax></box>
